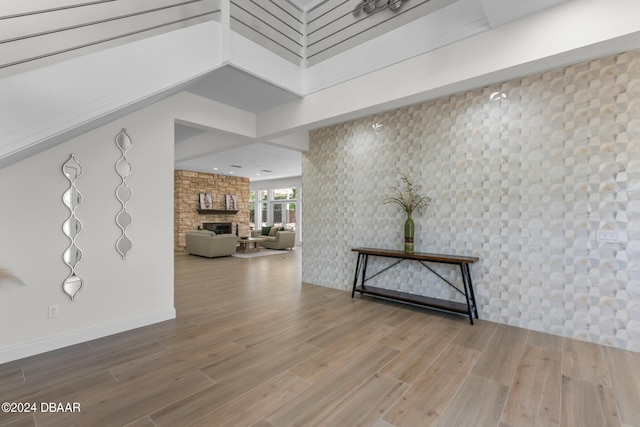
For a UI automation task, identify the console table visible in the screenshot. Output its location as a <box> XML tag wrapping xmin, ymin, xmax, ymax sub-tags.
<box><xmin>351</xmin><ymin>247</ymin><xmax>479</xmax><ymax>324</ymax></box>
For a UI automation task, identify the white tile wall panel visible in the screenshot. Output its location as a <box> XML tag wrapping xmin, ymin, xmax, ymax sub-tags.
<box><xmin>302</xmin><ymin>48</ymin><xmax>640</xmax><ymax>352</ymax></box>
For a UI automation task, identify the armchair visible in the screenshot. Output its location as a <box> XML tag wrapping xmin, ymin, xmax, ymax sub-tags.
<box><xmin>185</xmin><ymin>230</ymin><xmax>237</xmax><ymax>258</ymax></box>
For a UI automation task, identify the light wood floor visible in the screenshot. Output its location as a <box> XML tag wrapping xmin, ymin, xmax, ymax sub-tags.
<box><xmin>2</xmin><ymin>249</ymin><xmax>640</xmax><ymax>427</ymax></box>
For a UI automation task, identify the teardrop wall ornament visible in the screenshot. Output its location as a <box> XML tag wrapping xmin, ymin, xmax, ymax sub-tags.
<box><xmin>62</xmin><ymin>153</ymin><xmax>83</xmax><ymax>300</ymax></box>
<box><xmin>115</xmin><ymin>128</ymin><xmax>133</xmax><ymax>259</ymax></box>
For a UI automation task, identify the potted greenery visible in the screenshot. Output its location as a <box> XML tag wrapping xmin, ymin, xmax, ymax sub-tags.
<box><xmin>384</xmin><ymin>174</ymin><xmax>431</xmax><ymax>253</ymax></box>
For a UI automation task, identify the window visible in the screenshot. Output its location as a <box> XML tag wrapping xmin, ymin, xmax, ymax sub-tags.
<box><xmin>249</xmin><ymin>191</ymin><xmax>255</xmax><ymax>229</ymax></box>
<box><xmin>250</xmin><ymin>186</ymin><xmax>299</xmax><ymax>233</ymax></box>
<box><xmin>273</xmin><ymin>188</ymin><xmax>294</xmax><ymax>200</ymax></box>
<box><xmin>261</xmin><ymin>202</ymin><xmax>268</xmax><ymax>228</ymax></box>
<box><xmin>271</xmin><ymin>187</ymin><xmax>297</xmax><ymax>231</ymax></box>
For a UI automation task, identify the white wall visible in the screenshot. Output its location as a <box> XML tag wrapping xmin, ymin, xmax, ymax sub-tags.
<box><xmin>302</xmin><ymin>48</ymin><xmax>640</xmax><ymax>352</ymax></box>
<box><xmin>250</xmin><ymin>176</ymin><xmax>302</xmax><ymax>191</ymax></box>
<box><xmin>0</xmin><ymin>20</ymin><xmax>223</xmax><ymax>169</ymax></box>
<box><xmin>0</xmin><ymin>100</ymin><xmax>176</xmax><ymax>363</ymax></box>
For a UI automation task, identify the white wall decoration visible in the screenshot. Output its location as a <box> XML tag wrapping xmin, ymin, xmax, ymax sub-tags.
<box><xmin>115</xmin><ymin>128</ymin><xmax>133</xmax><ymax>260</ymax></box>
<box><xmin>61</xmin><ymin>153</ymin><xmax>84</xmax><ymax>300</ymax></box>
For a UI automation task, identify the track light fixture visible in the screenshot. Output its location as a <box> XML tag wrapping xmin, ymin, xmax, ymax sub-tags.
<box><xmin>353</xmin><ymin>0</ymin><xmax>403</xmax><ymax>17</ymax></box>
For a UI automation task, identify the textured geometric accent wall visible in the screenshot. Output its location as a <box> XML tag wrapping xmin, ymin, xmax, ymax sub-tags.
<box><xmin>302</xmin><ymin>48</ymin><xmax>640</xmax><ymax>352</ymax></box>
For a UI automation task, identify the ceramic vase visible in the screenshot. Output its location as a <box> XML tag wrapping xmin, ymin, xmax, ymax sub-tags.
<box><xmin>404</xmin><ymin>214</ymin><xmax>414</xmax><ymax>254</ymax></box>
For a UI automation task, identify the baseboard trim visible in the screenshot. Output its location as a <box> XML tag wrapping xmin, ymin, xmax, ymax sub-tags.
<box><xmin>0</xmin><ymin>308</ymin><xmax>176</xmax><ymax>364</ymax></box>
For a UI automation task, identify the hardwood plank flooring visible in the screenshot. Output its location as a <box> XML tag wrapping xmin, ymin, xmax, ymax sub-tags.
<box><xmin>379</xmin><ymin>323</ymin><xmax>462</xmax><ymax>383</ymax></box>
<box><xmin>266</xmin><ymin>344</ymin><xmax>400</xmax><ymax>426</ymax></box>
<box><xmin>0</xmin><ymin>249</ymin><xmax>639</xmax><ymax>426</ymax></box>
<box><xmin>500</xmin><ymin>344</ymin><xmax>563</xmax><ymax>427</ymax></box>
<box><xmin>383</xmin><ymin>342</ymin><xmax>482</xmax><ymax>426</ymax></box>
<box><xmin>471</xmin><ymin>324</ymin><xmax>529</xmax><ymax>386</ymax></box>
<box><xmin>562</xmin><ymin>338</ymin><xmax>610</xmax><ymax>386</ymax></box>
<box><xmin>436</xmin><ymin>374</ymin><xmax>509</xmax><ymax>427</ymax></box>
<box><xmin>188</xmin><ymin>372</ymin><xmax>311</xmax><ymax>427</ymax></box>
<box><xmin>602</xmin><ymin>345</ymin><xmax>640</xmax><ymax>426</ymax></box>
<box><xmin>560</xmin><ymin>376</ymin><xmax>620</xmax><ymax>427</ymax></box>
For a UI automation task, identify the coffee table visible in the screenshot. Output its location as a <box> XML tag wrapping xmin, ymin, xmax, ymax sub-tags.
<box><xmin>237</xmin><ymin>237</ymin><xmax>266</xmax><ymax>253</ymax></box>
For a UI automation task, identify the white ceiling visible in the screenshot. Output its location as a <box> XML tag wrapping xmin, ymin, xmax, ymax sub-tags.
<box><xmin>289</xmin><ymin>0</ymin><xmax>324</xmax><ymax>11</ymax></box>
<box><xmin>183</xmin><ymin>66</ymin><xmax>301</xmax><ymax>114</ymax></box>
<box><xmin>175</xmin><ymin>66</ymin><xmax>303</xmax><ymax>181</ymax></box>
<box><xmin>173</xmin><ymin>0</ymin><xmax>570</xmax><ymax>183</ymax></box>
<box><xmin>174</xmin><ymin>136</ymin><xmax>302</xmax><ymax>181</ymax></box>
<box><xmin>172</xmin><ymin>0</ymin><xmax>320</xmax><ymax>183</ymax></box>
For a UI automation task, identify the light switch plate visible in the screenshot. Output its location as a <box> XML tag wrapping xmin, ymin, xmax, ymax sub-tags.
<box><xmin>597</xmin><ymin>230</ymin><xmax>619</xmax><ymax>243</ymax></box>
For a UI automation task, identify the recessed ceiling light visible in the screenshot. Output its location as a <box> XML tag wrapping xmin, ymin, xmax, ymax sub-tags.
<box><xmin>213</xmin><ymin>167</ymin><xmax>218</xmax><ymax>170</ymax></box>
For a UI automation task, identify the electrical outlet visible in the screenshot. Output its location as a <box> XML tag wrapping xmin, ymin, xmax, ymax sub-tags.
<box><xmin>597</xmin><ymin>230</ymin><xmax>619</xmax><ymax>243</ymax></box>
<box><xmin>48</xmin><ymin>305</ymin><xmax>58</xmax><ymax>318</ymax></box>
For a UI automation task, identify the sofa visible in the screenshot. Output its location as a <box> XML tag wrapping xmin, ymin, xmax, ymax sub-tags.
<box><xmin>185</xmin><ymin>230</ymin><xmax>237</xmax><ymax>258</ymax></box>
<box><xmin>251</xmin><ymin>227</ymin><xmax>296</xmax><ymax>250</ymax></box>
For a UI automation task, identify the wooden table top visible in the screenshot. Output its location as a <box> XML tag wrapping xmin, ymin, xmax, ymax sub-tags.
<box><xmin>238</xmin><ymin>236</ymin><xmax>266</xmax><ymax>242</ymax></box>
<box><xmin>352</xmin><ymin>247</ymin><xmax>479</xmax><ymax>264</ymax></box>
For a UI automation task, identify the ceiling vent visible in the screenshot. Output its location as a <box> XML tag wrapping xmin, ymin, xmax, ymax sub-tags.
<box><xmin>230</xmin><ymin>164</ymin><xmax>243</xmax><ymax>168</ymax></box>
<box><xmin>261</xmin><ymin>169</ymin><xmax>272</xmax><ymax>173</ymax></box>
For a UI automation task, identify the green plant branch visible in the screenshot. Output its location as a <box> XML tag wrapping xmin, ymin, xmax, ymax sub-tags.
<box><xmin>384</xmin><ymin>174</ymin><xmax>431</xmax><ymax>216</ymax></box>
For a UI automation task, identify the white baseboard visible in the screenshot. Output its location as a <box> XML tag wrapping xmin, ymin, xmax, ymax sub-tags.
<box><xmin>0</xmin><ymin>308</ymin><xmax>176</xmax><ymax>364</ymax></box>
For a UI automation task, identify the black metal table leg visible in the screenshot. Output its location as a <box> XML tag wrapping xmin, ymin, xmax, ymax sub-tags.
<box><xmin>352</xmin><ymin>253</ymin><xmax>363</xmax><ymax>297</ymax></box>
<box><xmin>460</xmin><ymin>264</ymin><xmax>474</xmax><ymax>325</ymax></box>
<box><xmin>361</xmin><ymin>254</ymin><xmax>369</xmax><ymax>289</ymax></box>
<box><xmin>462</xmin><ymin>264</ymin><xmax>478</xmax><ymax>319</ymax></box>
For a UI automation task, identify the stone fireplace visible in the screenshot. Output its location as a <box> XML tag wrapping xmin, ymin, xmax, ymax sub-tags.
<box><xmin>203</xmin><ymin>222</ymin><xmax>232</xmax><ymax>234</ymax></box>
<box><xmin>174</xmin><ymin>170</ymin><xmax>249</xmax><ymax>250</ymax></box>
